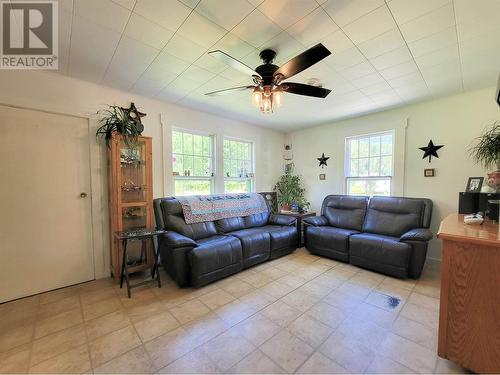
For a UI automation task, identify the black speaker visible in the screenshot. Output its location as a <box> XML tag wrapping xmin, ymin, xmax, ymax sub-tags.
<box><xmin>458</xmin><ymin>192</ymin><xmax>479</xmax><ymax>214</ymax></box>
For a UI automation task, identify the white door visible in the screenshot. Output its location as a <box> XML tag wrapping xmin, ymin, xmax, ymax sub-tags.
<box><xmin>0</xmin><ymin>105</ymin><xmax>94</xmax><ymax>303</ymax></box>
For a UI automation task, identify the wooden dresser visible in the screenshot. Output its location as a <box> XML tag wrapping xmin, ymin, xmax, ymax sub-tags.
<box><xmin>437</xmin><ymin>214</ymin><xmax>500</xmax><ymax>373</ymax></box>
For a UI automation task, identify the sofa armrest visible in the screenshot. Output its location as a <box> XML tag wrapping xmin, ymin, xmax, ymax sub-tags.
<box><xmin>269</xmin><ymin>214</ymin><xmax>296</xmax><ymax>226</ymax></box>
<box><xmin>400</xmin><ymin>228</ymin><xmax>433</xmax><ymax>242</ymax></box>
<box><xmin>303</xmin><ymin>215</ymin><xmax>329</xmax><ymax>227</ymax></box>
<box><xmin>161</xmin><ymin>231</ymin><xmax>198</xmax><ymax>248</ymax></box>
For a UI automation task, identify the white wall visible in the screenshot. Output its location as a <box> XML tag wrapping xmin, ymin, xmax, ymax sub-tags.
<box><xmin>287</xmin><ymin>87</ymin><xmax>500</xmax><ymax>260</ymax></box>
<box><xmin>0</xmin><ymin>70</ymin><xmax>285</xmax><ymax>278</ymax></box>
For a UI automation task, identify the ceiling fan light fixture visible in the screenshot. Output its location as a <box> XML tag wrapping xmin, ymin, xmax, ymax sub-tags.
<box><xmin>253</xmin><ymin>86</ymin><xmax>283</xmax><ymax>114</ymax></box>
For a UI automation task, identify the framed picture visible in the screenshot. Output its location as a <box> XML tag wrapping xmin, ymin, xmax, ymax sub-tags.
<box><xmin>319</xmin><ymin>173</ymin><xmax>326</xmax><ymax>180</ymax></box>
<box><xmin>466</xmin><ymin>177</ymin><xmax>484</xmax><ymax>193</ymax></box>
<box><xmin>424</xmin><ymin>168</ymin><xmax>435</xmax><ymax>177</ymax></box>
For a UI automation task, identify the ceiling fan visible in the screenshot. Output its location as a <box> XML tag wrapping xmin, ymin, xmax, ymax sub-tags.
<box><xmin>205</xmin><ymin>43</ymin><xmax>333</xmax><ymax>114</ymax></box>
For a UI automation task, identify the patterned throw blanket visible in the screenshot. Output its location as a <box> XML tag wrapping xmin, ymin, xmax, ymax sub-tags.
<box><xmin>177</xmin><ymin>193</ymin><xmax>268</xmax><ymax>224</ymax></box>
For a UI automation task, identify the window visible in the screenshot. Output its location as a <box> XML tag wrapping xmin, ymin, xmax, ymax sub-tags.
<box><xmin>223</xmin><ymin>138</ymin><xmax>254</xmax><ymax>193</ymax></box>
<box><xmin>172</xmin><ymin>129</ymin><xmax>214</xmax><ymax>196</ymax></box>
<box><xmin>345</xmin><ymin>131</ymin><xmax>394</xmax><ymax>196</ymax></box>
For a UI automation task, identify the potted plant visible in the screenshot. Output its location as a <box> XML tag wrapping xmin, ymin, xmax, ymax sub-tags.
<box><xmin>469</xmin><ymin>120</ymin><xmax>500</xmax><ymax>191</ymax></box>
<box><xmin>95</xmin><ymin>105</ymin><xmax>140</xmax><ymax>148</ymax></box>
<box><xmin>273</xmin><ymin>165</ymin><xmax>309</xmax><ymax>212</ymax></box>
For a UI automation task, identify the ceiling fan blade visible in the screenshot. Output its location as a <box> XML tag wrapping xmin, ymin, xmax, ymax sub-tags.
<box><xmin>208</xmin><ymin>50</ymin><xmax>261</xmax><ymax>78</ymax></box>
<box><xmin>205</xmin><ymin>86</ymin><xmax>255</xmax><ymax>96</ymax></box>
<box><xmin>280</xmin><ymin>82</ymin><xmax>332</xmax><ymax>98</ymax></box>
<box><xmin>274</xmin><ymin>43</ymin><xmax>331</xmax><ymax>81</ymax></box>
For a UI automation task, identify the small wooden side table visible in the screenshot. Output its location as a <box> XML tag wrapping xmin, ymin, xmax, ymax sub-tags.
<box><xmin>114</xmin><ymin>228</ymin><xmax>166</xmax><ymax>298</ymax></box>
<box><xmin>279</xmin><ymin>211</ymin><xmax>316</xmax><ymax>246</ymax></box>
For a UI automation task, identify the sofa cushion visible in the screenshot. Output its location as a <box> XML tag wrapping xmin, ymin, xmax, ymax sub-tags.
<box><xmin>264</xmin><ymin>225</ymin><xmax>297</xmax><ymax>252</ymax></box>
<box><xmin>306</xmin><ymin>226</ymin><xmax>358</xmax><ymax>261</ymax></box>
<box><xmin>215</xmin><ymin>217</ymin><xmax>246</xmax><ymax>233</ymax></box>
<box><xmin>362</xmin><ymin>196</ymin><xmax>425</xmax><ymax>237</ymax></box>
<box><xmin>349</xmin><ymin>233</ymin><xmax>411</xmax><ymax>269</ymax></box>
<box><xmin>322</xmin><ymin>195</ymin><xmax>368</xmax><ymax>231</ymax></box>
<box><xmin>244</xmin><ymin>212</ymin><xmax>270</xmax><ymax>228</ymax></box>
<box><xmin>228</xmin><ymin>227</ymin><xmax>271</xmax><ymax>267</ymax></box>
<box><xmin>190</xmin><ymin>235</ymin><xmax>242</xmax><ymax>276</ymax></box>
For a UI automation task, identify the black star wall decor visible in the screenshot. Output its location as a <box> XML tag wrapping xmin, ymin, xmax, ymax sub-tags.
<box><xmin>317</xmin><ymin>153</ymin><xmax>330</xmax><ymax>168</ymax></box>
<box><xmin>122</xmin><ymin>102</ymin><xmax>146</xmax><ymax>134</ymax></box>
<box><xmin>419</xmin><ymin>140</ymin><xmax>444</xmax><ymax>163</ymax></box>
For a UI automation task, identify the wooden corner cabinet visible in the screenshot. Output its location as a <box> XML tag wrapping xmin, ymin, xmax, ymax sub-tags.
<box><xmin>108</xmin><ymin>133</ymin><xmax>153</xmax><ymax>280</ymax></box>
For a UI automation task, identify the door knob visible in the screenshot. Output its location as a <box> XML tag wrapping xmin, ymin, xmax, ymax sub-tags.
<box><xmin>80</xmin><ymin>192</ymin><xmax>88</xmax><ymax>198</ymax></box>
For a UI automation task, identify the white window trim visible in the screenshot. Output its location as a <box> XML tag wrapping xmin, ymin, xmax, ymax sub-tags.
<box><xmin>223</xmin><ymin>136</ymin><xmax>255</xmax><ymax>193</ymax></box>
<box><xmin>344</xmin><ymin>130</ymin><xmax>395</xmax><ymax>196</ymax></box>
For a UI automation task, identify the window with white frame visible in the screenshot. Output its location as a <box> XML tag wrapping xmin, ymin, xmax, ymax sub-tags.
<box><xmin>345</xmin><ymin>131</ymin><xmax>394</xmax><ymax>196</ymax></box>
<box><xmin>223</xmin><ymin>138</ymin><xmax>254</xmax><ymax>193</ymax></box>
<box><xmin>172</xmin><ymin>129</ymin><xmax>214</xmax><ymax>196</ymax></box>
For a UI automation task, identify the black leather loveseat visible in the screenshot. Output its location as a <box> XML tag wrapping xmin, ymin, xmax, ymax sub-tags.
<box><xmin>153</xmin><ymin>197</ymin><xmax>297</xmax><ymax>287</ymax></box>
<box><xmin>304</xmin><ymin>195</ymin><xmax>433</xmax><ymax>278</ymax></box>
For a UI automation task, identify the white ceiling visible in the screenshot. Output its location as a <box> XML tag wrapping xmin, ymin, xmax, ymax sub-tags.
<box><xmin>53</xmin><ymin>0</ymin><xmax>499</xmax><ymax>130</ymax></box>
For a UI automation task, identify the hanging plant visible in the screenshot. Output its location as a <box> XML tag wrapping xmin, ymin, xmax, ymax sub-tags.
<box><xmin>468</xmin><ymin>120</ymin><xmax>500</xmax><ymax>171</ymax></box>
<box><xmin>95</xmin><ymin>105</ymin><xmax>140</xmax><ymax>148</ymax></box>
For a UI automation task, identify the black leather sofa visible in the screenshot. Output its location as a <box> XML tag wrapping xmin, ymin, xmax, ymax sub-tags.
<box><xmin>153</xmin><ymin>197</ymin><xmax>298</xmax><ymax>287</ymax></box>
<box><xmin>304</xmin><ymin>195</ymin><xmax>433</xmax><ymax>278</ymax></box>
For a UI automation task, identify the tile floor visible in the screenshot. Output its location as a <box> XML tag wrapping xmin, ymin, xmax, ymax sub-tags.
<box><xmin>0</xmin><ymin>248</ymin><xmax>470</xmax><ymax>374</ymax></box>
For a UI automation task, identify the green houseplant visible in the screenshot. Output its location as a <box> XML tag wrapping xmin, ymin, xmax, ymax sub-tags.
<box><xmin>469</xmin><ymin>120</ymin><xmax>500</xmax><ymax>191</ymax></box>
<box><xmin>95</xmin><ymin>105</ymin><xmax>140</xmax><ymax>148</ymax></box>
<box><xmin>273</xmin><ymin>164</ymin><xmax>309</xmax><ymax>212</ymax></box>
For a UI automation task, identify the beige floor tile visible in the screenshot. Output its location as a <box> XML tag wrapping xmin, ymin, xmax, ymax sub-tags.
<box><xmin>275</xmin><ymin>260</ymin><xmax>301</xmax><ymax>273</ymax></box>
<box><xmin>280</xmin><ymin>289</ymin><xmax>319</xmax><ymax>312</ymax></box>
<box><xmin>278</xmin><ymin>274</ymin><xmax>306</xmax><ymax>289</ymax></box>
<box><xmin>349</xmin><ymin>302</ymin><xmax>398</xmax><ymax>329</ymax></box>
<box><xmin>392</xmin><ymin>315</ymin><xmax>438</xmax><ymax>351</ymax></box>
<box><xmin>213</xmin><ymin>300</ymin><xmax>256</xmax><ymax>326</ymax></box>
<box><xmin>400</xmin><ymin>302</ymin><xmax>439</xmax><ymax>330</ymax></box>
<box><xmin>298</xmin><ymin>279</ymin><xmax>335</xmax><ymax>299</ymax></box>
<box><xmin>79</xmin><ymin>278</ymin><xmax>115</xmax><ymax>294</ymax></box>
<box><xmin>238</xmin><ymin>290</ymin><xmax>276</xmax><ymax>310</ymax></box>
<box><xmin>133</xmin><ymin>311</ymin><xmax>179</xmax><ymax>342</ymax></box>
<box><xmin>228</xmin><ymin>349</ymin><xmax>285</xmax><ymax>374</ymax></box>
<box><xmin>0</xmin><ymin>323</ymin><xmax>35</xmax><ymax>353</ymax></box>
<box><xmin>0</xmin><ymin>308</ymin><xmax>38</xmax><ymax>333</ymax></box>
<box><xmin>1</xmin><ymin>295</ymin><xmax>39</xmax><ymax>315</ymax></box>
<box><xmin>219</xmin><ymin>279</ymin><xmax>255</xmax><ymax>298</ymax></box>
<box><xmin>157</xmin><ymin>346</ymin><xmax>222</xmax><ymax>374</ymax></box>
<box><xmin>28</xmin><ymin>344</ymin><xmax>90</xmax><ymax>374</ymax></box>
<box><xmin>189</xmin><ymin>283</ymin><xmax>220</xmax><ymax>298</ymax></box>
<box><xmin>335</xmin><ymin>316</ymin><xmax>389</xmax><ymax>348</ymax></box>
<box><xmin>144</xmin><ymin>327</ymin><xmax>199</xmax><ymax>369</ymax></box>
<box><xmin>160</xmin><ymin>289</ymin><xmax>196</xmax><ymax>309</ymax></box>
<box><xmin>365</xmin><ymin>354</ymin><xmax>413</xmax><ymax>374</ymax></box>
<box><xmin>198</xmin><ymin>289</ymin><xmax>235</xmax><ymax>310</ymax></box>
<box><xmin>117</xmin><ymin>287</ymin><xmax>156</xmax><ymax>308</ymax></box>
<box><xmin>364</xmin><ymin>290</ymin><xmax>405</xmax><ymax>312</ymax></box>
<box><xmin>414</xmin><ymin>278</ymin><xmax>440</xmax><ymax>298</ymax></box>
<box><xmin>88</xmin><ymin>325</ymin><xmax>141</xmax><ymax>368</ymax></box>
<box><xmin>258</xmin><ymin>266</ymin><xmax>288</xmax><ymax>280</ymax></box>
<box><xmin>92</xmin><ymin>346</ymin><xmax>154</xmax><ymax>374</ymax></box>
<box><xmin>434</xmin><ymin>357</ymin><xmax>471</xmax><ymax>374</ymax></box>
<box><xmin>39</xmin><ymin>286</ymin><xmax>80</xmax><ymax>305</ymax></box>
<box><xmin>182</xmin><ymin>313</ymin><xmax>228</xmax><ymax>345</ymax></box>
<box><xmin>259</xmin><ymin>281</ymin><xmax>295</xmax><ymax>299</ymax></box>
<box><xmin>34</xmin><ymin>308</ymin><xmax>83</xmax><ymax>339</ymax></box>
<box><xmin>288</xmin><ymin>314</ymin><xmax>333</xmax><ymax>348</ymax></box>
<box><xmin>336</xmin><ymin>281</ymin><xmax>373</xmax><ymax>298</ymax></box>
<box><xmin>260</xmin><ymin>330</ymin><xmax>314</xmax><ymax>373</ymax></box>
<box><xmin>85</xmin><ymin>310</ymin><xmax>131</xmax><ymax>341</ymax></box>
<box><xmin>126</xmin><ymin>300</ymin><xmax>166</xmax><ymax>323</ymax></box>
<box><xmin>37</xmin><ymin>295</ymin><xmax>80</xmax><ymax>320</ymax></box>
<box><xmin>0</xmin><ymin>344</ymin><xmax>31</xmax><ymax>374</ymax></box>
<box><xmin>232</xmin><ymin>313</ymin><xmax>281</xmax><ymax>346</ymax></box>
<box><xmin>310</xmin><ymin>273</ymin><xmax>344</xmax><ymax>290</ymax></box>
<box><xmin>82</xmin><ymin>298</ymin><xmax>122</xmax><ymax>321</ymax></box>
<box><xmin>305</xmin><ymin>301</ymin><xmax>346</xmax><ymax>329</ymax></box>
<box><xmin>322</xmin><ymin>289</ymin><xmax>364</xmax><ymax>312</ymax></box>
<box><xmin>240</xmin><ymin>272</ymin><xmax>273</xmax><ymax>288</ymax></box>
<box><xmin>377</xmin><ymin>277</ymin><xmax>416</xmax><ymax>294</ymax></box>
<box><xmin>30</xmin><ymin>324</ymin><xmax>87</xmax><ymax>366</ymax></box>
<box><xmin>408</xmin><ymin>291</ymin><xmax>440</xmax><ymax>311</ymax></box>
<box><xmin>261</xmin><ymin>300</ymin><xmax>302</xmax><ymax>327</ymax></box>
<box><xmin>169</xmin><ymin>299</ymin><xmax>210</xmax><ymax>324</ymax></box>
<box><xmin>199</xmin><ymin>328</ymin><xmax>255</xmax><ymax>371</ymax></box>
<box><xmin>378</xmin><ymin>333</ymin><xmax>437</xmax><ymax>373</ymax></box>
<box><xmin>296</xmin><ymin>351</ymin><xmax>350</xmax><ymax>374</ymax></box>
<box><xmin>315</xmin><ymin>257</ymin><xmax>342</xmax><ymax>267</ymax></box>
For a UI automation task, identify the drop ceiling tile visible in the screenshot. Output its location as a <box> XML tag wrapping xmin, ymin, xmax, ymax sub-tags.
<box><xmin>395</xmin><ymin>83</ymin><xmax>430</xmax><ymax>101</ymax></box>
<box><xmin>102</xmin><ymin>67</ymin><xmax>137</xmax><ymax>91</ymax></box>
<box><xmin>150</xmin><ymin>50</ymin><xmax>191</xmax><ymax>75</ymax></box>
<box><xmin>322</xmin><ymin>0</ymin><xmax>385</xmax><ymax>27</ymax></box>
<box><xmin>134</xmin><ymin>0</ymin><xmax>192</xmax><ymax>31</ymax></box>
<box><xmin>420</xmin><ymin>59</ymin><xmax>461</xmax><ymax>80</ymax></box>
<box><xmin>218</xmin><ymin>67</ymin><xmax>251</xmax><ymax>83</ymax></box>
<box><xmin>213</xmin><ymin>33</ymin><xmax>257</xmax><ymax>59</ymax></box>
<box><xmin>196</xmin><ymin>76</ymin><xmax>238</xmax><ymax>94</ymax></box>
<box><xmin>194</xmin><ymin>53</ymin><xmax>228</xmax><ymax>74</ymax></box>
<box><xmin>166</xmin><ymin>76</ymin><xmax>202</xmax><ymax>93</ymax></box>
<box><xmin>339</xmin><ymin>61</ymin><xmax>375</xmax><ymax>80</ymax></box>
<box><xmin>181</xmin><ymin>65</ymin><xmax>216</xmax><ymax>83</ymax></box>
<box><xmin>258</xmin><ymin>0</ymin><xmax>318</xmax><ymax>29</ymax></box>
<box><xmin>58</xmin><ymin>0</ymin><xmax>74</xmax><ymax>13</ymax></box>
<box><xmin>131</xmin><ymin>77</ymin><xmax>168</xmax><ymax>97</ymax></box>
<box><xmin>454</xmin><ymin>0</ymin><xmax>500</xmax><ymax>24</ymax></box>
<box><xmin>457</xmin><ymin>13</ymin><xmax>500</xmax><ymax>45</ymax></box>
<box><xmin>359</xmin><ymin>81</ymin><xmax>392</xmax><ymax>95</ymax></box>
<box><xmin>414</xmin><ymin>44</ymin><xmax>459</xmax><ymax>68</ymax></box>
<box><xmin>331</xmin><ymin>80</ymin><xmax>359</xmax><ymax>95</ymax></box>
<box><xmin>111</xmin><ymin>0</ymin><xmax>136</xmax><ymax>10</ymax></box>
<box><xmin>108</xmin><ymin>36</ymin><xmax>159</xmax><ymax>73</ymax></box>
<box><xmin>124</xmin><ymin>13</ymin><xmax>174</xmax><ymax>50</ymax></box>
<box><xmin>387</xmin><ymin>0</ymin><xmax>450</xmax><ymax>24</ymax></box>
<box><xmin>369</xmin><ymin>46</ymin><xmax>412</xmax><ymax>70</ymax></box>
<box><xmin>369</xmin><ymin>89</ymin><xmax>401</xmax><ymax>104</ymax></box>
<box><xmin>231</xmin><ymin>10</ymin><xmax>282</xmax><ymax>48</ymax></box>
<box><xmin>408</xmin><ymin>26</ymin><xmax>457</xmax><ymax>57</ymax></box>
<box><xmin>57</xmin><ymin>8</ymin><xmax>72</xmax><ymax>74</ymax></box>
<box><xmin>286</xmin><ymin>7</ymin><xmax>339</xmax><ymax>46</ymax></box>
<box><xmin>462</xmin><ymin>51</ymin><xmax>500</xmax><ymax>90</ymax></box>
<box><xmin>177</xmin><ymin>11</ymin><xmax>227</xmax><ymax>47</ymax></box>
<box><xmin>247</xmin><ymin>0</ymin><xmax>264</xmax><ymax>7</ymax></box>
<box><xmin>326</xmin><ymin>47</ymin><xmax>366</xmax><ymax>69</ymax></box>
<box><xmin>357</xmin><ymin>28</ymin><xmax>405</xmax><ymax>59</ymax></box>
<box><xmin>68</xmin><ymin>16</ymin><xmax>121</xmax><ymax>82</ymax></box>
<box><xmin>164</xmin><ymin>34</ymin><xmax>207</xmax><ymax>62</ymax></box>
<box><xmin>350</xmin><ymin>72</ymin><xmax>385</xmax><ymax>88</ymax></box>
<box><xmin>141</xmin><ymin>64</ymin><xmax>178</xmax><ymax>84</ymax></box>
<box><xmin>379</xmin><ymin>60</ymin><xmax>419</xmax><ymax>80</ymax></box>
<box><xmin>399</xmin><ymin>3</ymin><xmax>455</xmax><ymax>43</ymax></box>
<box><xmin>179</xmin><ymin>0</ymin><xmax>200</xmax><ymax>8</ymax></box>
<box><xmin>387</xmin><ymin>71</ymin><xmax>425</xmax><ymax>88</ymax></box>
<box><xmin>240</xmin><ymin>50</ymin><xmax>266</xmax><ymax>69</ymax></box>
<box><xmin>196</xmin><ymin>0</ymin><xmax>255</xmax><ymax>31</ymax></box>
<box><xmin>342</xmin><ymin>5</ymin><xmax>395</xmax><ymax>44</ymax></box>
<box><xmin>74</xmin><ymin>0</ymin><xmax>131</xmax><ymax>33</ymax></box>
<box><xmin>322</xmin><ymin>30</ymin><xmax>355</xmax><ymax>55</ymax></box>
<box><xmin>157</xmin><ymin>88</ymin><xmax>187</xmax><ymax>103</ymax></box>
<box><xmin>261</xmin><ymin>32</ymin><xmax>304</xmax><ymax>64</ymax></box>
